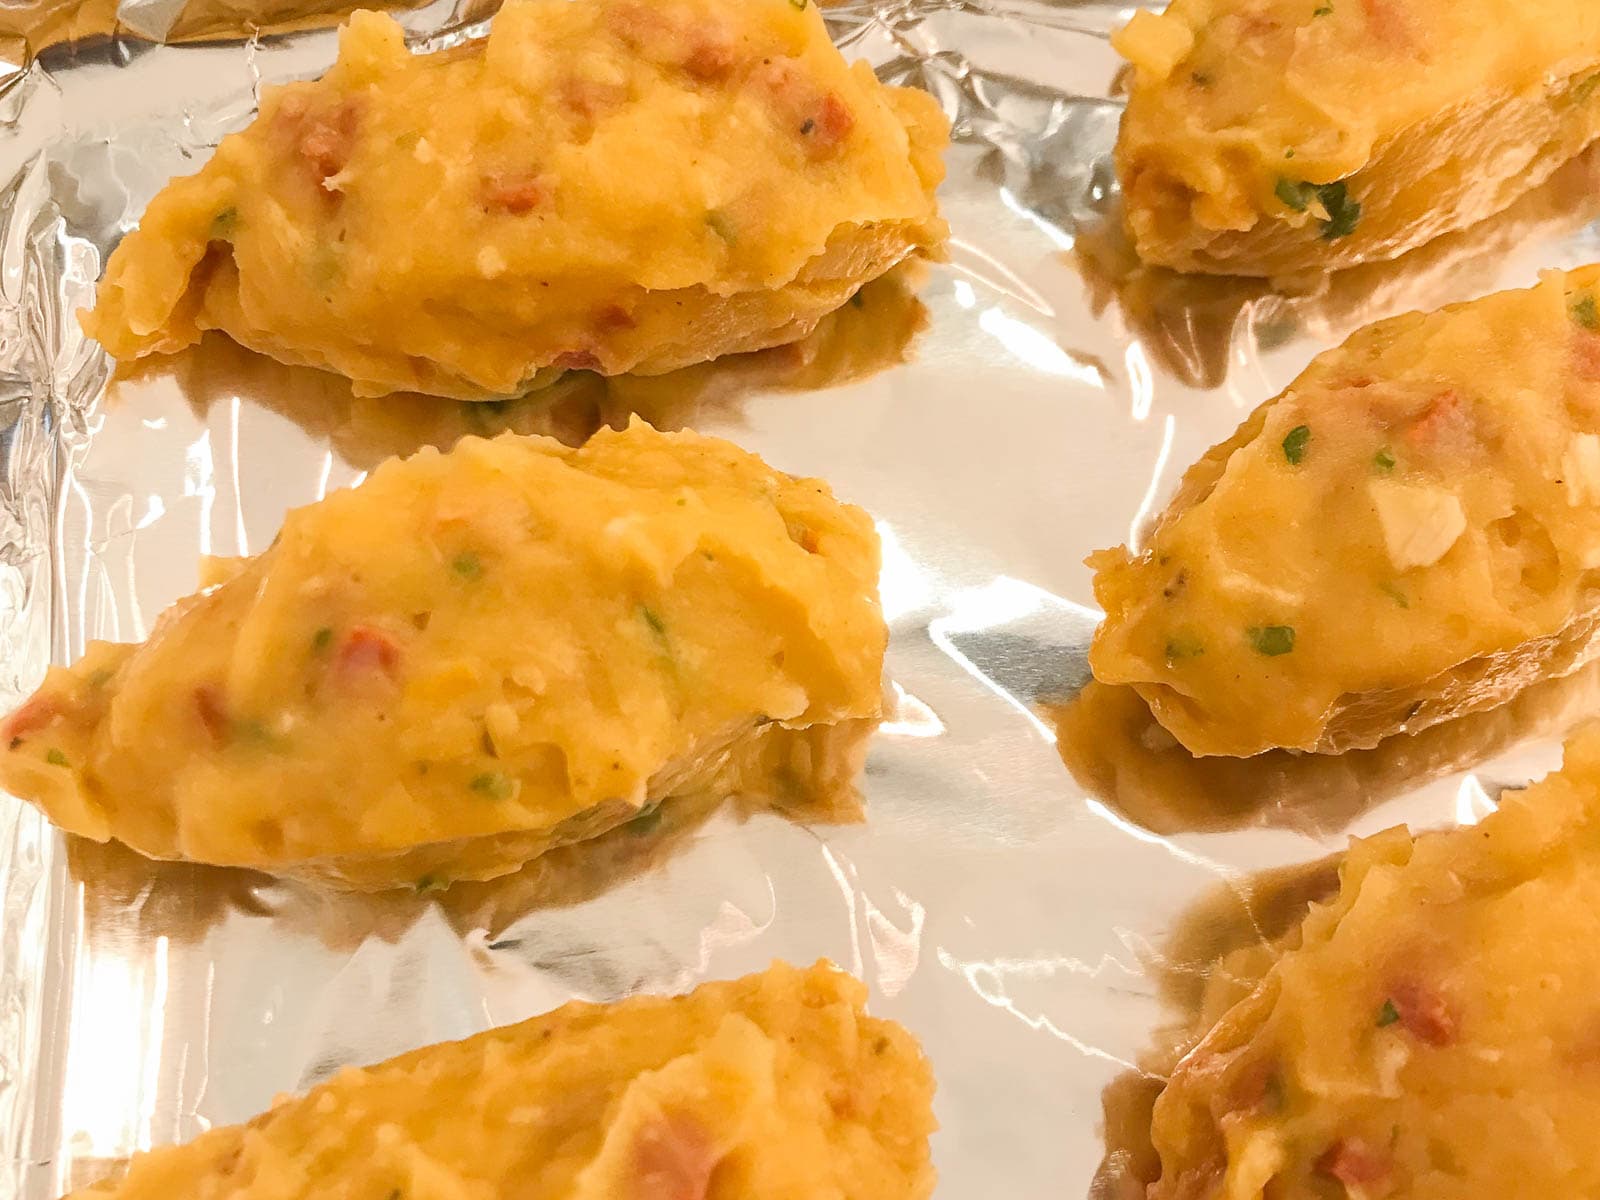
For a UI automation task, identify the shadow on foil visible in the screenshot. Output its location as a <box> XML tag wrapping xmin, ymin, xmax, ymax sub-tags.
<box><xmin>1074</xmin><ymin>147</ymin><xmax>1600</xmax><ymax>390</ymax></box>
<box><xmin>63</xmin><ymin>717</ymin><xmax>873</xmax><ymax>950</ymax></box>
<box><xmin>1088</xmin><ymin>854</ymin><xmax>1344</xmax><ymax>1199</ymax></box>
<box><xmin>104</xmin><ymin>269</ymin><xmax>929</xmax><ymax>468</ymax></box>
<box><xmin>1048</xmin><ymin>665</ymin><xmax>1600</xmax><ymax>838</ymax></box>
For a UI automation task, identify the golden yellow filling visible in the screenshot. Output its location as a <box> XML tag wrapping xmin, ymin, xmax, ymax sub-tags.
<box><xmin>80</xmin><ymin>0</ymin><xmax>949</xmax><ymax>398</ymax></box>
<box><xmin>1115</xmin><ymin>0</ymin><xmax>1600</xmax><ymax>275</ymax></box>
<box><xmin>1149</xmin><ymin>724</ymin><xmax>1600</xmax><ymax>1199</ymax></box>
<box><xmin>0</xmin><ymin>422</ymin><xmax>886</xmax><ymax>889</ymax></box>
<box><xmin>1091</xmin><ymin>265</ymin><xmax>1600</xmax><ymax>756</ymax></box>
<box><xmin>65</xmin><ymin>961</ymin><xmax>937</xmax><ymax>1200</ymax></box>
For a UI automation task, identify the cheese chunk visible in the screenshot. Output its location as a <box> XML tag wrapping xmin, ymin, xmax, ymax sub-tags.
<box><xmin>0</xmin><ymin>422</ymin><xmax>886</xmax><ymax>889</ymax></box>
<box><xmin>1090</xmin><ymin>265</ymin><xmax>1600</xmax><ymax>756</ymax></box>
<box><xmin>63</xmin><ymin>961</ymin><xmax>937</xmax><ymax>1200</ymax></box>
<box><xmin>80</xmin><ymin>0</ymin><xmax>949</xmax><ymax>399</ymax></box>
<box><xmin>1147</xmin><ymin>724</ymin><xmax>1600</xmax><ymax>1199</ymax></box>
<box><xmin>1114</xmin><ymin>0</ymin><xmax>1600</xmax><ymax>276</ymax></box>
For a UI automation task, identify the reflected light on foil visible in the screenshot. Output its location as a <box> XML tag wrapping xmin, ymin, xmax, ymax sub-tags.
<box><xmin>1126</xmin><ymin>413</ymin><xmax>1176</xmax><ymax>553</ymax></box>
<box><xmin>936</xmin><ymin>948</ymin><xmax>1137</xmax><ymax>1069</ymax></box>
<box><xmin>1454</xmin><ymin>774</ymin><xmax>1496</xmax><ymax>827</ymax></box>
<box><xmin>998</xmin><ymin>186</ymin><xmax>1074</xmax><ymax>252</ymax></box>
<box><xmin>951</xmin><ymin>279</ymin><xmax>977</xmax><ymax>310</ymax></box>
<box><xmin>928</xmin><ymin>576</ymin><xmax>1099</xmax><ymax>739</ymax></box>
<box><xmin>876</xmin><ymin>519</ymin><xmax>936</xmax><ymax>624</ymax></box>
<box><xmin>978</xmin><ymin>307</ymin><xmax>1103</xmax><ymax>386</ymax></box>
<box><xmin>881</xmin><ymin>681</ymin><xmax>945</xmax><ymax>740</ymax></box>
<box><xmin>819</xmin><ymin>848</ymin><xmax>926</xmax><ymax>997</ymax></box>
<box><xmin>60</xmin><ymin>932</ymin><xmax>169</xmax><ymax>1160</ymax></box>
<box><xmin>1083</xmin><ymin>796</ymin><xmax>1231</xmax><ymax>878</ymax></box>
<box><xmin>182</xmin><ymin>431</ymin><xmax>216</xmax><ymax>557</ymax></box>
<box><xmin>1125</xmin><ymin>341</ymin><xmax>1154</xmax><ymax>421</ymax></box>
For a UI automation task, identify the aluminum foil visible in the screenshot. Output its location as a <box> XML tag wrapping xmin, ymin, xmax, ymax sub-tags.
<box><xmin>7</xmin><ymin>2</ymin><xmax>1600</xmax><ymax>1197</ymax></box>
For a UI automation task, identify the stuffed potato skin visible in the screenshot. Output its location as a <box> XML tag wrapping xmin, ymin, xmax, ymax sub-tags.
<box><xmin>1147</xmin><ymin>724</ymin><xmax>1600</xmax><ymax>1200</ymax></box>
<box><xmin>1114</xmin><ymin>0</ymin><xmax>1600</xmax><ymax>277</ymax></box>
<box><xmin>0</xmin><ymin>422</ymin><xmax>886</xmax><ymax>889</ymax></box>
<box><xmin>1090</xmin><ymin>266</ymin><xmax>1600</xmax><ymax>757</ymax></box>
<box><xmin>64</xmin><ymin>961</ymin><xmax>937</xmax><ymax>1200</ymax></box>
<box><xmin>81</xmin><ymin>0</ymin><xmax>949</xmax><ymax>399</ymax></box>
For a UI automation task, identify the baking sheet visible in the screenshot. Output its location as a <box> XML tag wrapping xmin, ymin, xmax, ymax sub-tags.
<box><xmin>6</xmin><ymin>1</ymin><xmax>1600</xmax><ymax>1196</ymax></box>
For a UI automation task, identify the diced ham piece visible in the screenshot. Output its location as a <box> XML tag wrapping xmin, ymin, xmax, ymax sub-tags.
<box><xmin>194</xmin><ymin>684</ymin><xmax>230</xmax><ymax>745</ymax></box>
<box><xmin>631</xmin><ymin>1115</ymin><xmax>718</xmax><ymax>1200</ymax></box>
<box><xmin>1361</xmin><ymin>0</ymin><xmax>1418</xmax><ymax>50</ymax></box>
<box><xmin>756</xmin><ymin>61</ymin><xmax>855</xmax><ymax>159</ymax></box>
<box><xmin>300</xmin><ymin>105</ymin><xmax>358</xmax><ymax>183</ymax></box>
<box><xmin>1317</xmin><ymin>1138</ymin><xmax>1394</xmax><ymax>1195</ymax></box>
<box><xmin>336</xmin><ymin>627</ymin><xmax>400</xmax><ymax>680</ymax></box>
<box><xmin>1388</xmin><ymin>981</ymin><xmax>1457</xmax><ymax>1047</ymax></box>
<box><xmin>2</xmin><ymin>695</ymin><xmax>60</xmax><ymax>744</ymax></box>
<box><xmin>480</xmin><ymin>172</ymin><xmax>549</xmax><ymax>216</ymax></box>
<box><xmin>1402</xmin><ymin>391</ymin><xmax>1474</xmax><ymax>457</ymax></box>
<box><xmin>553</xmin><ymin>350</ymin><xmax>602</xmax><ymax>372</ymax></box>
<box><xmin>684</xmin><ymin>37</ymin><xmax>736</xmax><ymax>82</ymax></box>
<box><xmin>1574</xmin><ymin>332</ymin><xmax>1600</xmax><ymax>382</ymax></box>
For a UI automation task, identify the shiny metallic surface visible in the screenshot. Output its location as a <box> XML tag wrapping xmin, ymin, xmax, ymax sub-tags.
<box><xmin>4</xmin><ymin>2</ymin><xmax>1600</xmax><ymax>1197</ymax></box>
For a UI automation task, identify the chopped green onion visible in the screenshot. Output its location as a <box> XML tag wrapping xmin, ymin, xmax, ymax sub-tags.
<box><xmin>1377</xmin><ymin>998</ymin><xmax>1400</xmax><ymax>1027</ymax></box>
<box><xmin>414</xmin><ymin>875</ymin><xmax>445</xmax><ymax>895</ymax></box>
<box><xmin>1315</xmin><ymin>181</ymin><xmax>1361</xmax><ymax>240</ymax></box>
<box><xmin>470</xmin><ymin>772</ymin><xmax>515</xmax><ymax>801</ymax></box>
<box><xmin>1378</xmin><ymin>581</ymin><xmax>1409</xmax><ymax>609</ymax></box>
<box><xmin>1284</xmin><ymin>148</ymin><xmax>1296</xmax><ymax>159</ymax></box>
<box><xmin>1573</xmin><ymin>294</ymin><xmax>1600</xmax><ymax>331</ymax></box>
<box><xmin>1275</xmin><ymin>177</ymin><xmax>1311</xmax><ymax>212</ymax></box>
<box><xmin>88</xmin><ymin>668</ymin><xmax>114</xmax><ymax>687</ymax></box>
<box><xmin>1164</xmin><ymin>634</ymin><xmax>1204</xmax><ymax>662</ymax></box>
<box><xmin>641</xmin><ymin>607</ymin><xmax>667</xmax><ymax>637</ymax></box>
<box><xmin>705</xmin><ymin>210</ymin><xmax>738</xmax><ymax>245</ymax></box>
<box><xmin>451</xmin><ymin>552</ymin><xmax>483</xmax><ymax>580</ymax></box>
<box><xmin>1373</xmin><ymin>446</ymin><xmax>1396</xmax><ymax>472</ymax></box>
<box><xmin>1312</xmin><ymin>3</ymin><xmax>1332</xmax><ymax>14</ymax></box>
<box><xmin>209</xmin><ymin>207</ymin><xmax>239</xmax><ymax>238</ymax></box>
<box><xmin>45</xmin><ymin>748</ymin><xmax>68</xmax><ymax>767</ymax></box>
<box><xmin>1247</xmin><ymin>625</ymin><xmax>1296</xmax><ymax>656</ymax></box>
<box><xmin>312</xmin><ymin>627</ymin><xmax>334</xmax><ymax>653</ymax></box>
<box><xmin>1281</xmin><ymin>424</ymin><xmax>1311</xmax><ymax>465</ymax></box>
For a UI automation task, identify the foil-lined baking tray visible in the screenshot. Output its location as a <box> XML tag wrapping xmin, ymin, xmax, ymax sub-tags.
<box><xmin>6</xmin><ymin>1</ymin><xmax>1600</xmax><ymax>1196</ymax></box>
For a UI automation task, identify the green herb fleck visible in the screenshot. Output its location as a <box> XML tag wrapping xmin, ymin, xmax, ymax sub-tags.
<box><xmin>88</xmin><ymin>668</ymin><xmax>114</xmax><ymax>688</ymax></box>
<box><xmin>209</xmin><ymin>207</ymin><xmax>238</xmax><ymax>238</ymax></box>
<box><xmin>641</xmin><ymin>607</ymin><xmax>668</xmax><ymax>637</ymax></box>
<box><xmin>45</xmin><ymin>748</ymin><xmax>68</xmax><ymax>767</ymax></box>
<box><xmin>1373</xmin><ymin>446</ymin><xmax>1396</xmax><ymax>472</ymax></box>
<box><xmin>451</xmin><ymin>552</ymin><xmax>483</xmax><ymax>581</ymax></box>
<box><xmin>1378</xmin><ymin>581</ymin><xmax>1409</xmax><ymax>609</ymax></box>
<box><xmin>1164</xmin><ymin>634</ymin><xmax>1204</xmax><ymax>662</ymax></box>
<box><xmin>1281</xmin><ymin>424</ymin><xmax>1311</xmax><ymax>465</ymax></box>
<box><xmin>705</xmin><ymin>210</ymin><xmax>738</xmax><ymax>245</ymax></box>
<box><xmin>1262</xmin><ymin>1071</ymin><xmax>1286</xmax><ymax>1112</ymax></box>
<box><xmin>1573</xmin><ymin>293</ymin><xmax>1600</xmax><ymax>331</ymax></box>
<box><xmin>1283</xmin><ymin>148</ymin><xmax>1296</xmax><ymax>159</ymax></box>
<box><xmin>1377</xmin><ymin>998</ymin><xmax>1400</xmax><ymax>1027</ymax></box>
<box><xmin>629</xmin><ymin>806</ymin><xmax>664</xmax><ymax>836</ymax></box>
<box><xmin>1312</xmin><ymin>3</ymin><xmax>1332</xmax><ymax>14</ymax></box>
<box><xmin>470</xmin><ymin>772</ymin><xmax>515</xmax><ymax>801</ymax></box>
<box><xmin>1247</xmin><ymin>625</ymin><xmax>1296</xmax><ymax>656</ymax></box>
<box><xmin>414</xmin><ymin>875</ymin><xmax>446</xmax><ymax>895</ymax></box>
<box><xmin>312</xmin><ymin>626</ymin><xmax>334</xmax><ymax>653</ymax></box>
<box><xmin>1314</xmin><ymin>181</ymin><xmax>1361</xmax><ymax>240</ymax></box>
<box><xmin>1275</xmin><ymin>177</ymin><xmax>1311</xmax><ymax>212</ymax></box>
